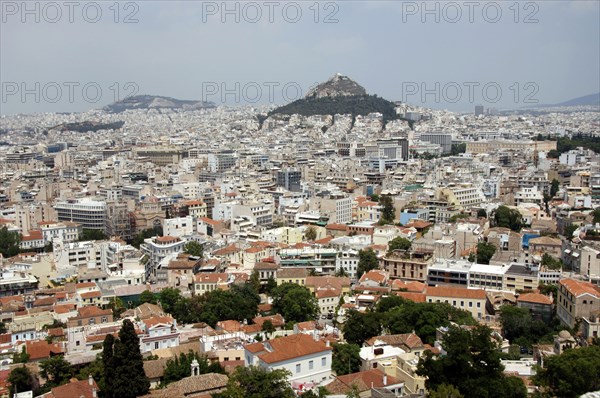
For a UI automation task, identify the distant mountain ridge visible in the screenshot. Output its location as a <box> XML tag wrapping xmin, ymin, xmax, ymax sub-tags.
<box><xmin>554</xmin><ymin>93</ymin><xmax>599</xmax><ymax>107</ymax></box>
<box><xmin>269</xmin><ymin>74</ymin><xmax>401</xmax><ymax>122</ymax></box>
<box><xmin>103</xmin><ymin>95</ymin><xmax>215</xmax><ymax>113</ymax></box>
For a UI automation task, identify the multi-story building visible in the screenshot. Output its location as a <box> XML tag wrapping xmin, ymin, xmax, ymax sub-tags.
<box><xmin>139</xmin><ymin>316</ymin><xmax>180</xmax><ymax>353</ymax></box>
<box><xmin>418</xmin><ymin>133</ymin><xmax>452</xmax><ymax>154</ymax></box>
<box><xmin>141</xmin><ymin>236</ymin><xmax>186</xmax><ymax>280</ymax></box>
<box><xmin>382</xmin><ymin>251</ymin><xmax>434</xmax><ymax>282</ymax></box>
<box><xmin>278</xmin><ymin>247</ymin><xmax>338</xmax><ymax>274</ymax></box>
<box><xmin>425</xmin><ymin>286</ymin><xmax>489</xmax><ymax>320</ymax></box>
<box><xmin>54</xmin><ymin>199</ymin><xmax>107</xmax><ymax>231</ymax></box>
<box><xmin>557</xmin><ymin>278</ymin><xmax>600</xmax><ymax>329</ymax></box>
<box><xmin>277</xmin><ymin>169</ymin><xmax>302</xmax><ymax>192</ymax></box>
<box><xmin>39</xmin><ymin>221</ymin><xmax>81</xmax><ymax>243</ymax></box>
<box><xmin>244</xmin><ymin>334</ymin><xmax>332</xmax><ymax>384</ymax></box>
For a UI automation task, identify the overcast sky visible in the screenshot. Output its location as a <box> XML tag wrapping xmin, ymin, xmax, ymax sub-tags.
<box><xmin>1</xmin><ymin>0</ymin><xmax>599</xmax><ymax>115</ymax></box>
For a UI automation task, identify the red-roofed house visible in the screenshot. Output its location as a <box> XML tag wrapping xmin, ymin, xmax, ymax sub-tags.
<box><xmin>244</xmin><ymin>334</ymin><xmax>332</xmax><ymax>384</ymax></box>
<box><xmin>39</xmin><ymin>375</ymin><xmax>99</xmax><ymax>398</ymax></box>
<box><xmin>193</xmin><ymin>273</ymin><xmax>230</xmax><ymax>296</ymax></box>
<box><xmin>557</xmin><ymin>278</ymin><xmax>600</xmax><ymax>329</ymax></box>
<box><xmin>139</xmin><ymin>316</ymin><xmax>180</xmax><ymax>353</ymax></box>
<box><xmin>517</xmin><ymin>293</ymin><xmax>554</xmax><ymax>323</ymax></box>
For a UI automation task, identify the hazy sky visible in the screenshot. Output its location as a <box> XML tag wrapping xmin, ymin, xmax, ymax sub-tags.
<box><xmin>1</xmin><ymin>0</ymin><xmax>599</xmax><ymax>115</ymax></box>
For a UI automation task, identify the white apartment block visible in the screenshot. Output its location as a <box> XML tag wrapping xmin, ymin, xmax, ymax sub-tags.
<box><xmin>163</xmin><ymin>216</ymin><xmax>195</xmax><ymax>237</ymax></box>
<box><xmin>54</xmin><ymin>199</ymin><xmax>107</xmax><ymax>231</ymax></box>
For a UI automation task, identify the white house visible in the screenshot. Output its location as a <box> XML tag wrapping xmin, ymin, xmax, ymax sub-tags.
<box><xmin>139</xmin><ymin>316</ymin><xmax>180</xmax><ymax>353</ymax></box>
<box><xmin>244</xmin><ymin>334</ymin><xmax>332</xmax><ymax>384</ymax></box>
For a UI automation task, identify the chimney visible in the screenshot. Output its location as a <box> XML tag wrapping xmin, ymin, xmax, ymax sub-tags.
<box><xmin>383</xmin><ymin>374</ymin><xmax>387</xmax><ymax>386</ymax></box>
<box><xmin>88</xmin><ymin>374</ymin><xmax>93</xmax><ymax>386</ymax></box>
<box><xmin>92</xmin><ymin>387</ymin><xmax>97</xmax><ymax>398</ymax></box>
<box><xmin>326</xmin><ymin>340</ymin><xmax>330</xmax><ymax>347</ymax></box>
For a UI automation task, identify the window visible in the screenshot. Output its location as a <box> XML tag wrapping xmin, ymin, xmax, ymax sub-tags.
<box><xmin>321</xmin><ymin>357</ymin><xmax>326</xmax><ymax>366</ymax></box>
<box><xmin>477</xmin><ymin>302</ymin><xmax>481</xmax><ymax>308</ymax></box>
<box><xmin>296</xmin><ymin>364</ymin><xmax>301</xmax><ymax>373</ymax></box>
<box><xmin>155</xmin><ymin>342</ymin><xmax>159</xmax><ymax>349</ymax></box>
<box><xmin>309</xmin><ymin>360</ymin><xmax>314</xmax><ymax>370</ymax></box>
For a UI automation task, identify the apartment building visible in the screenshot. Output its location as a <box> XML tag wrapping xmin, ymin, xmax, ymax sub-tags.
<box><xmin>141</xmin><ymin>236</ymin><xmax>186</xmax><ymax>280</ymax></box>
<box><xmin>54</xmin><ymin>198</ymin><xmax>107</xmax><ymax>231</ymax></box>
<box><xmin>382</xmin><ymin>251</ymin><xmax>434</xmax><ymax>282</ymax></box>
<box><xmin>557</xmin><ymin>278</ymin><xmax>600</xmax><ymax>329</ymax></box>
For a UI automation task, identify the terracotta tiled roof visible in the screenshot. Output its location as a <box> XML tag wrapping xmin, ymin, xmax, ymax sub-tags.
<box><xmin>529</xmin><ymin>236</ymin><xmax>561</xmax><ymax>246</ymax></box>
<box><xmin>327</xmin><ymin>369</ymin><xmax>401</xmax><ymax>394</ymax></box>
<box><xmin>426</xmin><ymin>286</ymin><xmax>487</xmax><ymax>300</ymax></box>
<box><xmin>326</xmin><ymin>224</ymin><xmax>348</xmax><ymax>231</ymax></box>
<box><xmin>144</xmin><ymin>316</ymin><xmax>175</xmax><ymax>329</ymax></box>
<box><xmin>365</xmin><ymin>333</ymin><xmax>424</xmax><ymax>350</ymax></box>
<box><xmin>395</xmin><ymin>292</ymin><xmax>426</xmax><ymax>303</ymax></box>
<box><xmin>195</xmin><ymin>273</ymin><xmax>228</xmax><ymax>284</ymax></box>
<box><xmin>252</xmin><ymin>314</ymin><xmax>285</xmax><ymax>328</ymax></box>
<box><xmin>560</xmin><ymin>278</ymin><xmax>600</xmax><ymax>298</ymax></box>
<box><xmin>46</xmin><ymin>377</ymin><xmax>99</xmax><ymax>398</ymax></box>
<box><xmin>75</xmin><ymin>306</ymin><xmax>111</xmax><ymax>318</ymax></box>
<box><xmin>249</xmin><ymin>334</ymin><xmax>331</xmax><ymax>364</ymax></box>
<box><xmin>277</xmin><ymin>268</ymin><xmax>308</xmax><ymax>279</ymax></box>
<box><xmin>391</xmin><ymin>279</ymin><xmax>426</xmax><ymax>293</ymax></box>
<box><xmin>76</xmin><ymin>282</ymin><xmax>97</xmax><ymax>289</ymax></box>
<box><xmin>359</xmin><ymin>270</ymin><xmax>388</xmax><ymax>284</ymax></box>
<box><xmin>80</xmin><ymin>291</ymin><xmax>102</xmax><ymax>299</ymax></box>
<box><xmin>21</xmin><ymin>230</ymin><xmax>43</xmax><ymax>241</ymax></box>
<box><xmin>143</xmin><ymin>358</ymin><xmax>169</xmax><ymax>379</ymax></box>
<box><xmin>26</xmin><ymin>340</ymin><xmax>64</xmax><ymax>360</ymax></box>
<box><xmin>517</xmin><ymin>293</ymin><xmax>553</xmax><ymax>305</ymax></box>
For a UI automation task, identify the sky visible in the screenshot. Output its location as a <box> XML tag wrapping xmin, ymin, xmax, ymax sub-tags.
<box><xmin>1</xmin><ymin>0</ymin><xmax>599</xmax><ymax>115</ymax></box>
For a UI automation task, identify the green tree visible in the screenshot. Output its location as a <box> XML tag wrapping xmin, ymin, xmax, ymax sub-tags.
<box><xmin>342</xmin><ymin>310</ymin><xmax>381</xmax><ymax>346</ymax></box>
<box><xmin>499</xmin><ymin>305</ymin><xmax>551</xmax><ymax>347</ymax></box>
<box><xmin>550</xmin><ymin>179</ymin><xmax>560</xmax><ymax>198</ymax></box>
<box><xmin>332</xmin><ymin>343</ymin><xmax>361</xmax><ymax>376</ymax></box>
<box><xmin>107</xmin><ymin>297</ymin><xmax>126</xmax><ymax>319</ymax></box>
<box><xmin>8</xmin><ymin>366</ymin><xmax>34</xmax><ymax>396</ymax></box>
<box><xmin>214</xmin><ymin>366</ymin><xmax>295</xmax><ymax>398</ymax></box>
<box><xmin>158</xmin><ymin>287</ymin><xmax>183</xmax><ymax>314</ymax></box>
<box><xmin>305</xmin><ymin>226</ymin><xmax>317</xmax><ymax>241</ymax></box>
<box><xmin>79</xmin><ymin>228</ymin><xmax>107</xmax><ymax>241</ymax></box>
<box><xmin>369</xmin><ymin>194</ymin><xmax>380</xmax><ymax>202</ymax></box>
<box><xmin>39</xmin><ymin>356</ymin><xmax>74</xmax><ymax>388</ymax></box>
<box><xmin>184</xmin><ymin>241</ymin><xmax>204</xmax><ymax>257</ymax></box>
<box><xmin>564</xmin><ymin>223</ymin><xmax>578</xmax><ymax>240</ymax></box>
<box><xmin>477</xmin><ymin>209</ymin><xmax>487</xmax><ymax>219</ymax></box>
<box><xmin>139</xmin><ymin>289</ymin><xmax>157</xmax><ymax>305</ymax></box>
<box><xmin>387</xmin><ymin>237</ymin><xmax>412</xmax><ymax>253</ymax></box>
<box><xmin>448</xmin><ymin>213</ymin><xmax>470</xmax><ymax>223</ymax></box>
<box><xmin>0</xmin><ymin>226</ymin><xmax>21</xmax><ymax>258</ymax></box>
<box><xmin>0</xmin><ymin>321</ymin><xmax>6</xmax><ymax>334</ymax></box>
<box><xmin>77</xmin><ymin>354</ymin><xmax>105</xmax><ymax>392</ymax></box>
<box><xmin>476</xmin><ymin>242</ymin><xmax>496</xmax><ymax>265</ymax></box>
<box><xmin>417</xmin><ymin>325</ymin><xmax>527</xmax><ymax>398</ymax></box>
<box><xmin>450</xmin><ymin>143</ymin><xmax>467</xmax><ymax>155</ymax></box>
<box><xmin>593</xmin><ymin>208</ymin><xmax>600</xmax><ymax>224</ymax></box>
<box><xmin>102</xmin><ymin>334</ymin><xmax>115</xmax><ymax>398</ymax></box>
<box><xmin>271</xmin><ymin>283</ymin><xmax>319</xmax><ymax>323</ymax></box>
<box><xmin>379</xmin><ymin>195</ymin><xmax>396</xmax><ymax>224</ymax></box>
<box><xmin>12</xmin><ymin>346</ymin><xmax>30</xmax><ymax>363</ymax></box>
<box><xmin>108</xmin><ymin>319</ymin><xmax>150</xmax><ymax>398</ymax></box>
<box><xmin>541</xmin><ymin>253</ymin><xmax>562</xmax><ymax>270</ymax></box>
<box><xmin>261</xmin><ymin>320</ymin><xmax>275</xmax><ymax>336</ymax></box>
<box><xmin>428</xmin><ymin>384</ymin><xmax>464</xmax><ymax>398</ymax></box>
<box><xmin>382</xmin><ymin>301</ymin><xmax>475</xmax><ymax>345</ymax></box>
<box><xmin>357</xmin><ymin>248</ymin><xmax>378</xmax><ymax>279</ymax></box>
<box><xmin>493</xmin><ymin>206</ymin><xmax>523</xmax><ymax>232</ymax></box>
<box><xmin>533</xmin><ymin>345</ymin><xmax>600</xmax><ymax>397</ymax></box>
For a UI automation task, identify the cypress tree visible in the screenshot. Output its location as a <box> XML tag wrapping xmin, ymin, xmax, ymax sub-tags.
<box><xmin>102</xmin><ymin>334</ymin><xmax>115</xmax><ymax>398</ymax></box>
